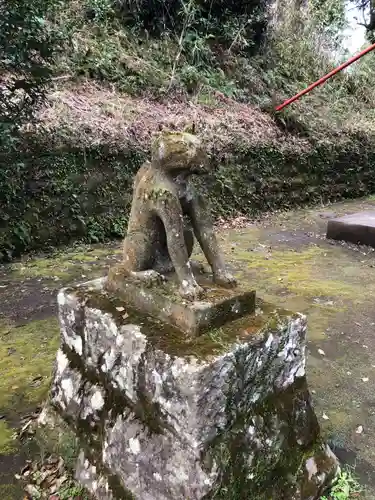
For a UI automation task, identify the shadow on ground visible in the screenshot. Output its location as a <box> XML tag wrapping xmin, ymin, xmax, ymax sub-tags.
<box><xmin>2</xmin><ymin>197</ymin><xmax>375</xmax><ymax>497</ymax></box>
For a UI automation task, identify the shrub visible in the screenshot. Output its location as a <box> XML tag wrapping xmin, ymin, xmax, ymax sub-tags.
<box><xmin>0</xmin><ymin>0</ymin><xmax>63</xmax><ymax>259</ymax></box>
<box><xmin>0</xmin><ymin>0</ymin><xmax>63</xmax><ymax>130</ymax></box>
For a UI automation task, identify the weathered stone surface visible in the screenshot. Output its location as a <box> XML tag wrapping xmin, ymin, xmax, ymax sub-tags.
<box><xmin>111</xmin><ymin>129</ymin><xmax>237</xmax><ymax>302</ymax></box>
<box><xmin>48</xmin><ymin>278</ymin><xmax>339</xmax><ymax>499</ymax></box>
<box><xmin>105</xmin><ymin>266</ymin><xmax>255</xmax><ymax>335</ymax></box>
<box><xmin>326</xmin><ymin>210</ymin><xmax>375</xmax><ymax>247</ymax></box>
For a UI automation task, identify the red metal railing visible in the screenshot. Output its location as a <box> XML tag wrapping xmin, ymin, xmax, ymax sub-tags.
<box><xmin>275</xmin><ymin>42</ymin><xmax>375</xmax><ymax>112</ymax></box>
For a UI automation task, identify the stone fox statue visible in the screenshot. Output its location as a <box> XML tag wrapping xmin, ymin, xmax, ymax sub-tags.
<box><xmin>121</xmin><ymin>129</ymin><xmax>237</xmax><ymax>301</ymax></box>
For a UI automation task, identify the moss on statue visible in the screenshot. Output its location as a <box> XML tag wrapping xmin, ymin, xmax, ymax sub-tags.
<box><xmin>76</xmin><ymin>284</ymin><xmax>288</xmax><ymax>358</ymax></box>
<box><xmin>110</xmin><ymin>129</ymin><xmax>237</xmax><ymax>302</ymax></box>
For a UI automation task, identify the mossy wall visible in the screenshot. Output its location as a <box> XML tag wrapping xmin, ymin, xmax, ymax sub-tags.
<box><xmin>0</xmin><ymin>137</ymin><xmax>144</xmax><ymax>260</ymax></box>
<box><xmin>1</xmin><ymin>131</ymin><xmax>375</xmax><ymax>261</ymax></box>
<box><xmin>201</xmin><ymin>136</ymin><xmax>375</xmax><ymax>214</ymax></box>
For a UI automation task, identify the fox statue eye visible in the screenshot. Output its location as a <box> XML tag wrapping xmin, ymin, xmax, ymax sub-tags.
<box><xmin>183</xmin><ymin>122</ymin><xmax>196</xmax><ymax>135</ymax></box>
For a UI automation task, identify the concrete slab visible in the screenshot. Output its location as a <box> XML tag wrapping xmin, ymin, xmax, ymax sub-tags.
<box><xmin>326</xmin><ymin>210</ymin><xmax>375</xmax><ymax>247</ymax></box>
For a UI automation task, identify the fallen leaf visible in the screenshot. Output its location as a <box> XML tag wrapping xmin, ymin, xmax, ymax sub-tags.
<box><xmin>54</xmin><ymin>475</ymin><xmax>68</xmax><ymax>489</ymax></box>
<box><xmin>322</xmin><ymin>413</ymin><xmax>329</xmax><ymax>420</ymax></box>
<box><xmin>116</xmin><ymin>306</ymin><xmax>125</xmax><ymax>312</ymax></box>
<box><xmin>362</xmin><ymin>377</ymin><xmax>369</xmax><ymax>382</ymax></box>
<box><xmin>356</xmin><ymin>425</ymin><xmax>364</xmax><ymax>434</ymax></box>
<box><xmin>19</xmin><ymin>419</ymin><xmax>33</xmax><ymax>438</ymax></box>
<box><xmin>318</xmin><ymin>349</ymin><xmax>325</xmax><ymax>356</ymax></box>
<box><xmin>25</xmin><ymin>484</ymin><xmax>40</xmax><ymax>497</ymax></box>
<box><xmin>30</xmin><ymin>376</ymin><xmax>43</xmax><ymax>387</ymax></box>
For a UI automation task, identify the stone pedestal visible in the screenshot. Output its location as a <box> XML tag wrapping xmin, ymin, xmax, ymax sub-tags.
<box><xmin>48</xmin><ymin>278</ymin><xmax>339</xmax><ymax>500</ymax></box>
<box><xmin>105</xmin><ymin>266</ymin><xmax>256</xmax><ymax>335</ymax></box>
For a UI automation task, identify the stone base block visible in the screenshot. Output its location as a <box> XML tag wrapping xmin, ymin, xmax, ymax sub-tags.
<box><xmin>49</xmin><ymin>278</ymin><xmax>339</xmax><ymax>500</ymax></box>
<box><xmin>105</xmin><ymin>264</ymin><xmax>255</xmax><ymax>335</ymax></box>
<box><xmin>326</xmin><ymin>210</ymin><xmax>375</xmax><ymax>247</ymax></box>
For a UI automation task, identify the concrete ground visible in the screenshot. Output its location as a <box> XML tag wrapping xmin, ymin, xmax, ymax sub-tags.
<box><xmin>218</xmin><ymin>198</ymin><xmax>375</xmax><ymax>498</ymax></box>
<box><xmin>1</xmin><ymin>197</ymin><xmax>375</xmax><ymax>497</ymax></box>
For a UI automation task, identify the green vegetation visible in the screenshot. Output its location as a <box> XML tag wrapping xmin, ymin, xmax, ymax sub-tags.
<box><xmin>0</xmin><ymin>0</ymin><xmax>63</xmax><ymax>130</ymax></box>
<box><xmin>322</xmin><ymin>468</ymin><xmax>363</xmax><ymax>499</ymax></box>
<box><xmin>1</xmin><ymin>0</ymin><xmax>375</xmax><ymax>263</ymax></box>
<box><xmin>57</xmin><ymin>482</ymin><xmax>90</xmax><ymax>499</ymax></box>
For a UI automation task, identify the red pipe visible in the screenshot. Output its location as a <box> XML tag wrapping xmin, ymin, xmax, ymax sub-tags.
<box><xmin>275</xmin><ymin>42</ymin><xmax>375</xmax><ymax>112</ymax></box>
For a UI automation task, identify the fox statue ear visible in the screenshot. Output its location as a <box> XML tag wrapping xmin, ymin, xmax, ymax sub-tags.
<box><xmin>183</xmin><ymin>122</ymin><xmax>196</xmax><ymax>134</ymax></box>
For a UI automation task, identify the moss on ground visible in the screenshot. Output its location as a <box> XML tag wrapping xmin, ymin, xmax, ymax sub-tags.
<box><xmin>0</xmin><ymin>245</ymin><xmax>124</xmax><ymax>456</ymax></box>
<box><xmin>9</xmin><ymin>245</ymin><xmax>121</xmax><ymax>281</ymax></box>
<box><xmin>0</xmin><ymin>316</ymin><xmax>60</xmax><ymax>455</ymax></box>
<box><xmin>0</xmin><ymin>318</ymin><xmax>60</xmax><ymax>416</ymax></box>
<box><xmin>226</xmin><ymin>244</ymin><xmax>370</xmax><ymax>299</ymax></box>
<box><xmin>0</xmin><ymin>484</ymin><xmax>23</xmax><ymax>500</ymax></box>
<box><xmin>0</xmin><ymin>421</ymin><xmax>16</xmax><ymax>455</ymax></box>
<box><xmin>217</xmin><ymin>232</ymin><xmax>375</xmax><ymax>343</ymax></box>
<box><xmin>207</xmin><ymin>207</ymin><xmax>375</xmax><ymax>497</ymax></box>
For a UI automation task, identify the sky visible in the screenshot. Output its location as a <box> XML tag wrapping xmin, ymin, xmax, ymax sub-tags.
<box><xmin>342</xmin><ymin>1</ymin><xmax>367</xmax><ymax>54</ymax></box>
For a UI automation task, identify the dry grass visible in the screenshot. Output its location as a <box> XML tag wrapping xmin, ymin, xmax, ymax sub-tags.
<box><xmin>33</xmin><ymin>58</ymin><xmax>375</xmax><ymax>158</ymax></box>
<box><xmin>37</xmin><ymin>80</ymin><xmax>303</xmax><ymax>153</ymax></box>
<box><xmin>37</xmin><ymin>76</ymin><xmax>375</xmax><ymax>157</ymax></box>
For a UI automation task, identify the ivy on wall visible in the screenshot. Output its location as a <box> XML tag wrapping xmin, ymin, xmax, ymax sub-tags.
<box><xmin>1</xmin><ymin>130</ymin><xmax>375</xmax><ymax>261</ymax></box>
